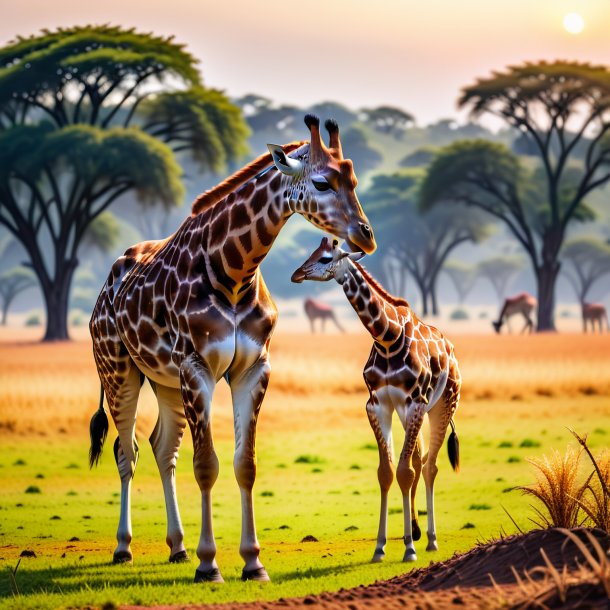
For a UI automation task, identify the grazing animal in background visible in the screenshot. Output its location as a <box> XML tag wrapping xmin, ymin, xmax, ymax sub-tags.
<box><xmin>88</xmin><ymin>115</ymin><xmax>376</xmax><ymax>583</ymax></box>
<box><xmin>303</xmin><ymin>297</ymin><xmax>344</xmax><ymax>333</ymax></box>
<box><xmin>292</xmin><ymin>237</ymin><xmax>460</xmax><ymax>563</ymax></box>
<box><xmin>582</xmin><ymin>302</ymin><xmax>608</xmax><ymax>333</ymax></box>
<box><xmin>492</xmin><ymin>292</ymin><xmax>537</xmax><ymax>334</ymax></box>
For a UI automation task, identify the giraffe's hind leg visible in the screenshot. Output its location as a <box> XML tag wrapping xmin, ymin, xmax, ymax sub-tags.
<box><xmin>411</xmin><ymin>431</ymin><xmax>423</xmax><ymax>542</ymax></box>
<box><xmin>149</xmin><ymin>382</ymin><xmax>188</xmax><ymax>563</ymax></box>
<box><xmin>91</xmin><ymin>305</ymin><xmax>142</xmax><ymax>563</ymax></box>
<box><xmin>396</xmin><ymin>403</ymin><xmax>426</xmax><ymax>562</ymax></box>
<box><xmin>422</xmin><ymin>363</ymin><xmax>461</xmax><ymax>553</ymax></box>
<box><xmin>103</xmin><ymin>359</ymin><xmax>142</xmax><ymax>563</ymax></box>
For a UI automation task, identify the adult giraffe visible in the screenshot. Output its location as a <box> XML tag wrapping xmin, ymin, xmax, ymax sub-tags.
<box><xmin>88</xmin><ymin>115</ymin><xmax>376</xmax><ymax>583</ymax></box>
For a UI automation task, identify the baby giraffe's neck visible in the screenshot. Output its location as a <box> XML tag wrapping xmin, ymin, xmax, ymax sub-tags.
<box><xmin>336</xmin><ymin>260</ymin><xmax>407</xmax><ymax>345</ymax></box>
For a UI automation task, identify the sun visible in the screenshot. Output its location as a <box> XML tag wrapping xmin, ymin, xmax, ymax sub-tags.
<box><xmin>563</xmin><ymin>12</ymin><xmax>585</xmax><ymax>34</ymax></box>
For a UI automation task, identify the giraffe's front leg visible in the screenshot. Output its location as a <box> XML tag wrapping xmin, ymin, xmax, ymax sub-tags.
<box><xmin>396</xmin><ymin>403</ymin><xmax>425</xmax><ymax>562</ymax></box>
<box><xmin>180</xmin><ymin>354</ymin><xmax>223</xmax><ymax>583</ymax></box>
<box><xmin>366</xmin><ymin>396</ymin><xmax>394</xmax><ymax>563</ymax></box>
<box><xmin>229</xmin><ymin>357</ymin><xmax>271</xmax><ymax>582</ymax></box>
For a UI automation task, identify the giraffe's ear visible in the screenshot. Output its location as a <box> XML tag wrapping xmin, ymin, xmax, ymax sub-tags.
<box><xmin>267</xmin><ymin>144</ymin><xmax>304</xmax><ymax>176</ymax></box>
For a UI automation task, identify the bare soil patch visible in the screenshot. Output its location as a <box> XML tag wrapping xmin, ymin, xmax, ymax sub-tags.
<box><xmin>122</xmin><ymin>528</ymin><xmax>610</xmax><ymax>610</ymax></box>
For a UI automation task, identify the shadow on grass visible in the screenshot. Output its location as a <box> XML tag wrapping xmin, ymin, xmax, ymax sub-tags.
<box><xmin>1</xmin><ymin>555</ymin><xmax>381</xmax><ymax>599</ymax></box>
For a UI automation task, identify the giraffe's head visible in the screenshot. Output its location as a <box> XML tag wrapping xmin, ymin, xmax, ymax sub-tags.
<box><xmin>291</xmin><ymin>236</ymin><xmax>364</xmax><ymax>283</ymax></box>
<box><xmin>268</xmin><ymin>115</ymin><xmax>376</xmax><ymax>254</ymax></box>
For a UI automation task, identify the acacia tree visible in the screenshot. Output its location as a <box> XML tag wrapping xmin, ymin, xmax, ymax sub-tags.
<box><xmin>366</xmin><ymin>170</ymin><xmax>491</xmax><ymax>315</ymax></box>
<box><xmin>443</xmin><ymin>260</ymin><xmax>476</xmax><ymax>304</ymax></box>
<box><xmin>361</xmin><ymin>106</ymin><xmax>414</xmax><ymax>138</ymax></box>
<box><xmin>0</xmin><ymin>267</ymin><xmax>36</xmax><ymax>325</ymax></box>
<box><xmin>421</xmin><ymin>139</ymin><xmax>601</xmax><ymax>330</ymax></box>
<box><xmin>0</xmin><ymin>26</ymin><xmax>249</xmax><ymax>341</ymax></box>
<box><xmin>478</xmin><ymin>255</ymin><xmax>524</xmax><ymax>301</ymax></box>
<box><xmin>562</xmin><ymin>237</ymin><xmax>610</xmax><ymax>305</ymax></box>
<box><xmin>421</xmin><ymin>61</ymin><xmax>610</xmax><ymax>331</ymax></box>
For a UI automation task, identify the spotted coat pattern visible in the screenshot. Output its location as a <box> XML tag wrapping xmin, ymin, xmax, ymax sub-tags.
<box><xmin>292</xmin><ymin>238</ymin><xmax>460</xmax><ymax>562</ymax></box>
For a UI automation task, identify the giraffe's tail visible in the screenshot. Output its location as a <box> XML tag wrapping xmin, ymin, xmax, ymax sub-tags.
<box><xmin>447</xmin><ymin>418</ymin><xmax>460</xmax><ymax>473</ymax></box>
<box><xmin>89</xmin><ymin>385</ymin><xmax>109</xmax><ymax>469</ymax></box>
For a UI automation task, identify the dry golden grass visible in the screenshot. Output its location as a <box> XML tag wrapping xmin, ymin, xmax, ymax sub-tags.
<box><xmin>0</xmin><ymin>328</ymin><xmax>609</xmax><ymax>440</ymax></box>
<box><xmin>571</xmin><ymin>431</ymin><xmax>610</xmax><ymax>533</ymax></box>
<box><xmin>517</xmin><ymin>447</ymin><xmax>588</xmax><ymax>529</ymax></box>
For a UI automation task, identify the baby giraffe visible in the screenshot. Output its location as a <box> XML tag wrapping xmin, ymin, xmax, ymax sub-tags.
<box><xmin>292</xmin><ymin>237</ymin><xmax>461</xmax><ymax>563</ymax></box>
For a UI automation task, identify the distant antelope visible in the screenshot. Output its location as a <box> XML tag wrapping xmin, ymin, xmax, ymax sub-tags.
<box><xmin>292</xmin><ymin>237</ymin><xmax>460</xmax><ymax>564</ymax></box>
<box><xmin>492</xmin><ymin>292</ymin><xmax>536</xmax><ymax>334</ymax></box>
<box><xmin>582</xmin><ymin>302</ymin><xmax>608</xmax><ymax>333</ymax></box>
<box><xmin>304</xmin><ymin>297</ymin><xmax>344</xmax><ymax>333</ymax></box>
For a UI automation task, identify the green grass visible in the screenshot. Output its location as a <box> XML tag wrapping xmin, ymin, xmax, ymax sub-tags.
<box><xmin>1</xmin><ymin>404</ymin><xmax>609</xmax><ymax>610</ymax></box>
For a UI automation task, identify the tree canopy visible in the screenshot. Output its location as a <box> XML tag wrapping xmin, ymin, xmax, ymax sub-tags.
<box><xmin>0</xmin><ymin>25</ymin><xmax>249</xmax><ymax>340</ymax></box>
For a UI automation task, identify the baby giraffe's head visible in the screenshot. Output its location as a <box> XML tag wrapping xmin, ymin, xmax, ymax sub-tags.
<box><xmin>291</xmin><ymin>236</ymin><xmax>364</xmax><ymax>283</ymax></box>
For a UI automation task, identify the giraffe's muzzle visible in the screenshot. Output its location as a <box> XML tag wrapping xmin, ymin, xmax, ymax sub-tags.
<box><xmin>291</xmin><ymin>269</ymin><xmax>306</xmax><ymax>283</ymax></box>
<box><xmin>345</xmin><ymin>221</ymin><xmax>376</xmax><ymax>254</ymax></box>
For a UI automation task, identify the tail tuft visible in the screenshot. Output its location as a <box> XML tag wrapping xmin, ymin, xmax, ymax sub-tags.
<box><xmin>89</xmin><ymin>386</ymin><xmax>108</xmax><ymax>468</ymax></box>
<box><xmin>447</xmin><ymin>419</ymin><xmax>460</xmax><ymax>473</ymax></box>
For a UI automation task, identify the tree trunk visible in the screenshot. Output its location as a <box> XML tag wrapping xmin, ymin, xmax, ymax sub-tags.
<box><xmin>40</xmin><ymin>260</ymin><xmax>77</xmax><ymax>341</ymax></box>
<box><xmin>1</xmin><ymin>301</ymin><xmax>8</xmax><ymax>325</ymax></box>
<box><xmin>420</xmin><ymin>285</ymin><xmax>429</xmax><ymax>316</ymax></box>
<box><xmin>430</xmin><ymin>285</ymin><xmax>439</xmax><ymax>316</ymax></box>
<box><xmin>535</xmin><ymin>261</ymin><xmax>560</xmax><ymax>332</ymax></box>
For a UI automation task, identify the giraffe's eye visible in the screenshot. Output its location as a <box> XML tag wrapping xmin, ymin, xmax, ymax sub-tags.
<box><xmin>312</xmin><ymin>177</ymin><xmax>331</xmax><ymax>192</ymax></box>
<box><xmin>319</xmin><ymin>255</ymin><xmax>333</xmax><ymax>264</ymax></box>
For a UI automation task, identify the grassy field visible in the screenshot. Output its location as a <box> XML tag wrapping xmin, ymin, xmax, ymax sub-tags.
<box><xmin>0</xmin><ymin>329</ymin><xmax>609</xmax><ymax>609</ymax></box>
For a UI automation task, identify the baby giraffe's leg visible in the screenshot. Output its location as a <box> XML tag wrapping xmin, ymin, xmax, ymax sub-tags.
<box><xmin>366</xmin><ymin>395</ymin><xmax>394</xmax><ymax>563</ymax></box>
<box><xmin>396</xmin><ymin>403</ymin><xmax>425</xmax><ymax>562</ymax></box>
<box><xmin>410</xmin><ymin>431</ymin><xmax>424</xmax><ymax>542</ymax></box>
<box><xmin>423</xmin><ymin>370</ymin><xmax>460</xmax><ymax>552</ymax></box>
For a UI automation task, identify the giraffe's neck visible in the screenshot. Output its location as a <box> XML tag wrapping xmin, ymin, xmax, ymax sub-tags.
<box><xmin>336</xmin><ymin>260</ymin><xmax>408</xmax><ymax>344</ymax></box>
<box><xmin>186</xmin><ymin>167</ymin><xmax>294</xmax><ymax>302</ymax></box>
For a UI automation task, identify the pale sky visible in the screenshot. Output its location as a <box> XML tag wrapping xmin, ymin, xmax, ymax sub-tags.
<box><xmin>2</xmin><ymin>0</ymin><xmax>609</xmax><ymax>125</ymax></box>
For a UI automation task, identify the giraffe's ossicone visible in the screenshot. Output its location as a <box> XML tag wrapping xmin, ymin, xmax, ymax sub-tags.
<box><xmin>88</xmin><ymin>115</ymin><xmax>376</xmax><ymax>582</ymax></box>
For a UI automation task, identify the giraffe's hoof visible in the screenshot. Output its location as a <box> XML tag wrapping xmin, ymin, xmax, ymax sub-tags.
<box><xmin>411</xmin><ymin>519</ymin><xmax>422</xmax><ymax>541</ymax></box>
<box><xmin>426</xmin><ymin>540</ymin><xmax>438</xmax><ymax>552</ymax></box>
<box><xmin>194</xmin><ymin>567</ymin><xmax>224</xmax><ymax>583</ymax></box>
<box><xmin>402</xmin><ymin>550</ymin><xmax>417</xmax><ymax>562</ymax></box>
<box><xmin>241</xmin><ymin>566</ymin><xmax>270</xmax><ymax>582</ymax></box>
<box><xmin>112</xmin><ymin>550</ymin><xmax>133</xmax><ymax>564</ymax></box>
<box><xmin>169</xmin><ymin>550</ymin><xmax>190</xmax><ymax>563</ymax></box>
<box><xmin>371</xmin><ymin>552</ymin><xmax>385</xmax><ymax>563</ymax></box>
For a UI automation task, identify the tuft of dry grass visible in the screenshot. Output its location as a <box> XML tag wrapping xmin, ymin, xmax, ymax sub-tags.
<box><xmin>570</xmin><ymin>430</ymin><xmax>610</xmax><ymax>533</ymax></box>
<box><xmin>517</xmin><ymin>447</ymin><xmax>589</xmax><ymax>529</ymax></box>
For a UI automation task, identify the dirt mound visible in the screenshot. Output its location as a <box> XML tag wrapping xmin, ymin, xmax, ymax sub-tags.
<box><xmin>123</xmin><ymin>528</ymin><xmax>610</xmax><ymax>610</ymax></box>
